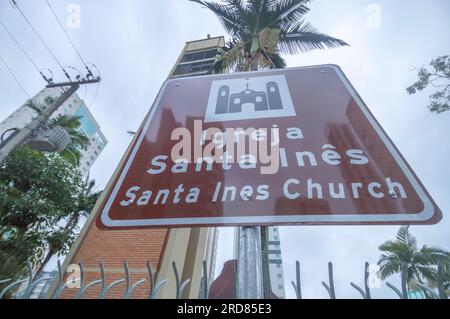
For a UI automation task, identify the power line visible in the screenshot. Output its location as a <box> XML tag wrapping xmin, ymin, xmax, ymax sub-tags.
<box><xmin>0</xmin><ymin>21</ymin><xmax>40</xmax><ymax>74</ymax></box>
<box><xmin>0</xmin><ymin>54</ymin><xmax>30</xmax><ymax>98</ymax></box>
<box><xmin>11</xmin><ymin>0</ymin><xmax>72</xmax><ymax>81</ymax></box>
<box><xmin>45</xmin><ymin>0</ymin><xmax>94</xmax><ymax>78</ymax></box>
<box><xmin>0</xmin><ymin>20</ymin><xmax>51</xmax><ymax>84</ymax></box>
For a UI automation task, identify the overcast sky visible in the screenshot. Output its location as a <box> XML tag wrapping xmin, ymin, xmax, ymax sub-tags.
<box><xmin>0</xmin><ymin>0</ymin><xmax>449</xmax><ymax>299</ymax></box>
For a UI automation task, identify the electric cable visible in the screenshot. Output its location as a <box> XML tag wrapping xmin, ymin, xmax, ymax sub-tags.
<box><xmin>0</xmin><ymin>54</ymin><xmax>30</xmax><ymax>98</ymax></box>
<box><xmin>0</xmin><ymin>20</ymin><xmax>50</xmax><ymax>83</ymax></box>
<box><xmin>11</xmin><ymin>0</ymin><xmax>72</xmax><ymax>80</ymax></box>
<box><xmin>45</xmin><ymin>0</ymin><xmax>94</xmax><ymax>78</ymax></box>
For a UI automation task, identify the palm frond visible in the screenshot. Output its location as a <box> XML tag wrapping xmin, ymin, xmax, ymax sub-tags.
<box><xmin>59</xmin><ymin>146</ymin><xmax>80</xmax><ymax>167</ymax></box>
<box><xmin>417</xmin><ymin>245</ymin><xmax>450</xmax><ymax>264</ymax></box>
<box><xmin>212</xmin><ymin>39</ymin><xmax>248</xmax><ymax>72</ymax></box>
<box><xmin>395</xmin><ymin>225</ymin><xmax>419</xmax><ymax>251</ymax></box>
<box><xmin>379</xmin><ymin>240</ymin><xmax>414</xmax><ymax>263</ymax></box>
<box><xmin>378</xmin><ymin>260</ymin><xmax>402</xmax><ymax>280</ymax></box>
<box><xmin>264</xmin><ymin>0</ymin><xmax>310</xmax><ymax>30</ymax></box>
<box><xmin>25</xmin><ymin>101</ymin><xmax>44</xmax><ymax>114</ymax></box>
<box><xmin>278</xmin><ymin>19</ymin><xmax>348</xmax><ymax>54</ymax></box>
<box><xmin>193</xmin><ymin>0</ymin><xmax>348</xmax><ymax>70</ymax></box>
<box><xmin>396</xmin><ymin>225</ymin><xmax>410</xmax><ymax>243</ymax></box>
<box><xmin>190</xmin><ymin>0</ymin><xmax>247</xmax><ymax>38</ymax></box>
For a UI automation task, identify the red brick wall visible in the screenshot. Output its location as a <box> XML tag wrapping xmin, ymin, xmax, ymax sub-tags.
<box><xmin>60</xmin><ymin>224</ymin><xmax>169</xmax><ymax>299</ymax></box>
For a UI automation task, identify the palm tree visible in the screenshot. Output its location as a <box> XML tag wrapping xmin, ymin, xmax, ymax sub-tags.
<box><xmin>190</xmin><ymin>0</ymin><xmax>348</xmax><ymax>72</ymax></box>
<box><xmin>49</xmin><ymin>115</ymin><xmax>90</xmax><ymax>166</ymax></box>
<box><xmin>378</xmin><ymin>226</ymin><xmax>449</xmax><ymax>297</ymax></box>
<box><xmin>26</xmin><ymin>97</ymin><xmax>90</xmax><ymax>166</ymax></box>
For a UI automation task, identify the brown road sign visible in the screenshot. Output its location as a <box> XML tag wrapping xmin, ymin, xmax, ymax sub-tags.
<box><xmin>97</xmin><ymin>65</ymin><xmax>441</xmax><ymax>229</ymax></box>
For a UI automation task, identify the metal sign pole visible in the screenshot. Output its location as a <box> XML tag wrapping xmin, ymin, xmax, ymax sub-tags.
<box><xmin>236</xmin><ymin>226</ymin><xmax>264</xmax><ymax>299</ymax></box>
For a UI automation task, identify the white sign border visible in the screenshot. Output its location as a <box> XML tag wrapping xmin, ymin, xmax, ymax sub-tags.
<box><xmin>100</xmin><ymin>65</ymin><xmax>438</xmax><ymax>227</ymax></box>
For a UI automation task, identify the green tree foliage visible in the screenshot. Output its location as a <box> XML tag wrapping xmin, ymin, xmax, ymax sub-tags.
<box><xmin>191</xmin><ymin>0</ymin><xmax>348</xmax><ymax>72</ymax></box>
<box><xmin>0</xmin><ymin>146</ymin><xmax>84</xmax><ymax>280</ymax></box>
<box><xmin>407</xmin><ymin>55</ymin><xmax>450</xmax><ymax>113</ymax></box>
<box><xmin>378</xmin><ymin>226</ymin><xmax>450</xmax><ymax>297</ymax></box>
<box><xmin>1</xmin><ymin>96</ymin><xmax>99</xmax><ymax>284</ymax></box>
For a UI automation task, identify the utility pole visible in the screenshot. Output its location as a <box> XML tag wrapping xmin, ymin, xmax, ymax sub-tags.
<box><xmin>0</xmin><ymin>77</ymin><xmax>100</xmax><ymax>163</ymax></box>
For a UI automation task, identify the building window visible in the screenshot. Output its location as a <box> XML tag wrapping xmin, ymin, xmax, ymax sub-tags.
<box><xmin>276</xmin><ymin>264</ymin><xmax>281</xmax><ymax>269</ymax></box>
<box><xmin>274</xmin><ymin>236</ymin><xmax>278</xmax><ymax>240</ymax></box>
<box><xmin>174</xmin><ymin>60</ymin><xmax>216</xmax><ymax>76</ymax></box>
<box><xmin>278</xmin><ymin>285</ymin><xmax>283</xmax><ymax>290</ymax></box>
<box><xmin>277</xmin><ymin>274</ymin><xmax>282</xmax><ymax>279</ymax></box>
<box><xmin>181</xmin><ymin>49</ymin><xmax>218</xmax><ymax>63</ymax></box>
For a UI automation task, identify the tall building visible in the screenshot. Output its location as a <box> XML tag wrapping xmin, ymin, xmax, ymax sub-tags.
<box><xmin>0</xmin><ymin>87</ymin><xmax>108</xmax><ymax>175</ymax></box>
<box><xmin>168</xmin><ymin>35</ymin><xmax>225</xmax><ymax>78</ymax></box>
<box><xmin>48</xmin><ymin>36</ymin><xmax>226</xmax><ymax>299</ymax></box>
<box><xmin>267</xmin><ymin>226</ymin><xmax>285</xmax><ymax>298</ymax></box>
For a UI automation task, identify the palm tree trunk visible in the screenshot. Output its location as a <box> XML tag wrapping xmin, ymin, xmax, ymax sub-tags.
<box><xmin>417</xmin><ymin>276</ymin><xmax>431</xmax><ymax>299</ymax></box>
<box><xmin>250</xmin><ymin>55</ymin><xmax>259</xmax><ymax>71</ymax></box>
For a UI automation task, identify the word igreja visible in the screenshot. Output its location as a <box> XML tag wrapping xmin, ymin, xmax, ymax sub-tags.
<box><xmin>169</xmin><ymin>120</ymin><xmax>282</xmax><ymax>174</ymax></box>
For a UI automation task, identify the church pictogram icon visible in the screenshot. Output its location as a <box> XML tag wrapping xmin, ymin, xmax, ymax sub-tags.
<box><xmin>215</xmin><ymin>82</ymin><xmax>283</xmax><ymax>114</ymax></box>
<box><xmin>204</xmin><ymin>74</ymin><xmax>296</xmax><ymax>123</ymax></box>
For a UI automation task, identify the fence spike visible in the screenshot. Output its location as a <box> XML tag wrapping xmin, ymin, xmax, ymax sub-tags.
<box><xmin>125</xmin><ymin>279</ymin><xmax>146</xmax><ymax>299</ymax></box>
<box><xmin>76</xmin><ymin>279</ymin><xmax>102</xmax><ymax>299</ymax></box>
<box><xmin>21</xmin><ymin>277</ymin><xmax>51</xmax><ymax>299</ymax></box>
<box><xmin>386</xmin><ymin>282</ymin><xmax>403</xmax><ymax>298</ymax></box>
<box><xmin>290</xmin><ymin>261</ymin><xmax>302</xmax><ymax>299</ymax></box>
<box><xmin>146</xmin><ymin>261</ymin><xmax>166</xmax><ymax>299</ymax></box>
<box><xmin>321</xmin><ymin>262</ymin><xmax>336</xmax><ymax>299</ymax></box>
<box><xmin>202</xmin><ymin>260</ymin><xmax>209</xmax><ymax>299</ymax></box>
<box><xmin>350</xmin><ymin>261</ymin><xmax>371</xmax><ymax>299</ymax></box>
<box><xmin>350</xmin><ymin>282</ymin><xmax>366</xmax><ymax>299</ymax></box>
<box><xmin>53</xmin><ymin>260</ymin><xmax>69</xmax><ymax>299</ymax></box>
<box><xmin>0</xmin><ymin>279</ymin><xmax>27</xmax><ymax>299</ymax></box>
<box><xmin>172</xmin><ymin>261</ymin><xmax>190</xmax><ymax>299</ymax></box>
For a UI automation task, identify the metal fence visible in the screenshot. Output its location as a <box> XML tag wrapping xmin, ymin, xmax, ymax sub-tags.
<box><xmin>1</xmin><ymin>260</ymin><xmax>448</xmax><ymax>299</ymax></box>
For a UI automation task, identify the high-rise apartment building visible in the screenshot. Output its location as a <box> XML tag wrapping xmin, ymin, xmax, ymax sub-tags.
<box><xmin>0</xmin><ymin>87</ymin><xmax>108</xmax><ymax>175</ymax></box>
<box><xmin>168</xmin><ymin>35</ymin><xmax>225</xmax><ymax>78</ymax></box>
<box><xmin>267</xmin><ymin>226</ymin><xmax>285</xmax><ymax>298</ymax></box>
